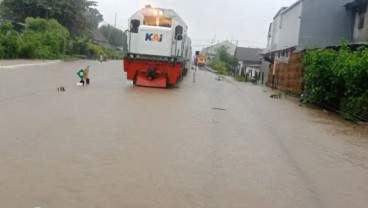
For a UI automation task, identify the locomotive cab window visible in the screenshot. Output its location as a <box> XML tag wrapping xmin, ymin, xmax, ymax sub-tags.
<box><xmin>130</xmin><ymin>19</ymin><xmax>140</xmax><ymax>33</ymax></box>
<box><xmin>144</xmin><ymin>16</ymin><xmax>157</xmax><ymax>26</ymax></box>
<box><xmin>159</xmin><ymin>17</ymin><xmax>172</xmax><ymax>27</ymax></box>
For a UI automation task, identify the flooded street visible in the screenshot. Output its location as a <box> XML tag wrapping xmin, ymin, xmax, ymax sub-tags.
<box><xmin>0</xmin><ymin>60</ymin><xmax>367</xmax><ymax>208</ymax></box>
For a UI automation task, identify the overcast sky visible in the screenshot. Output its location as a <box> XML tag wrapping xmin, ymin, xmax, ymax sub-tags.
<box><xmin>95</xmin><ymin>0</ymin><xmax>297</xmax><ymax>51</ymax></box>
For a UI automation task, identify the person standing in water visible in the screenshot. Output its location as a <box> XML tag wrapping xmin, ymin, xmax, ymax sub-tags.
<box><xmin>84</xmin><ymin>66</ymin><xmax>90</xmax><ymax>85</ymax></box>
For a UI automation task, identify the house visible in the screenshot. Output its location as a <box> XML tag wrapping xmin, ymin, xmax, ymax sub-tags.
<box><xmin>234</xmin><ymin>47</ymin><xmax>262</xmax><ymax>77</ymax></box>
<box><xmin>261</xmin><ymin>0</ymin><xmax>354</xmax><ymax>92</ymax></box>
<box><xmin>201</xmin><ymin>40</ymin><xmax>237</xmax><ymax>61</ymax></box>
<box><xmin>263</xmin><ymin>0</ymin><xmax>353</xmax><ymax>63</ymax></box>
<box><xmin>91</xmin><ymin>29</ymin><xmax>113</xmax><ymax>48</ymax></box>
<box><xmin>345</xmin><ymin>0</ymin><xmax>368</xmax><ymax>42</ymax></box>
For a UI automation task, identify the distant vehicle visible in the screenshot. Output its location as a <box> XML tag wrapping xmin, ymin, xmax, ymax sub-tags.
<box><xmin>124</xmin><ymin>5</ymin><xmax>192</xmax><ymax>88</ymax></box>
<box><xmin>196</xmin><ymin>53</ymin><xmax>206</xmax><ymax>67</ymax></box>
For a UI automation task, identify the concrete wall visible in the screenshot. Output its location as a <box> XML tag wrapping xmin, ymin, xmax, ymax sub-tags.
<box><xmin>270</xmin><ymin>11</ymin><xmax>283</xmax><ymax>50</ymax></box>
<box><xmin>298</xmin><ymin>0</ymin><xmax>354</xmax><ymax>49</ymax></box>
<box><xmin>267</xmin><ymin>52</ymin><xmax>303</xmax><ymax>93</ymax></box>
<box><xmin>278</xmin><ymin>2</ymin><xmax>302</xmax><ymax>49</ymax></box>
<box><xmin>266</xmin><ymin>23</ymin><xmax>273</xmax><ymax>51</ymax></box>
<box><xmin>269</xmin><ymin>3</ymin><xmax>301</xmax><ymax>51</ymax></box>
<box><xmin>261</xmin><ymin>61</ymin><xmax>271</xmax><ymax>85</ymax></box>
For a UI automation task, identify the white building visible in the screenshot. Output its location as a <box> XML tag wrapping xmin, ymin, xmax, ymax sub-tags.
<box><xmin>266</xmin><ymin>2</ymin><xmax>302</xmax><ymax>53</ymax></box>
<box><xmin>264</xmin><ymin>0</ymin><xmax>353</xmax><ymax>63</ymax></box>
<box><xmin>201</xmin><ymin>41</ymin><xmax>237</xmax><ymax>60</ymax></box>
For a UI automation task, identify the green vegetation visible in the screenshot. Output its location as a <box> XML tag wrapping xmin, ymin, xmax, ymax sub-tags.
<box><xmin>19</xmin><ymin>18</ymin><xmax>69</xmax><ymax>59</ymax></box>
<box><xmin>235</xmin><ymin>75</ymin><xmax>247</xmax><ymax>82</ymax></box>
<box><xmin>85</xmin><ymin>8</ymin><xmax>104</xmax><ymax>30</ymax></box>
<box><xmin>208</xmin><ymin>46</ymin><xmax>238</xmax><ymax>75</ymax></box>
<box><xmin>0</xmin><ymin>19</ymin><xmax>124</xmax><ymax>60</ymax></box>
<box><xmin>302</xmin><ymin>43</ymin><xmax>368</xmax><ymax>122</ymax></box>
<box><xmin>0</xmin><ymin>0</ymin><xmax>125</xmax><ymax>60</ymax></box>
<box><xmin>0</xmin><ymin>0</ymin><xmax>100</xmax><ymax>34</ymax></box>
<box><xmin>0</xmin><ymin>21</ymin><xmax>20</xmax><ymax>59</ymax></box>
<box><xmin>210</xmin><ymin>59</ymin><xmax>227</xmax><ymax>75</ymax></box>
<box><xmin>99</xmin><ymin>24</ymin><xmax>127</xmax><ymax>49</ymax></box>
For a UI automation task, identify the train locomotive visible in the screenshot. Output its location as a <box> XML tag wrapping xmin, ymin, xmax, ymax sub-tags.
<box><xmin>196</xmin><ymin>53</ymin><xmax>206</xmax><ymax>67</ymax></box>
<box><xmin>124</xmin><ymin>6</ymin><xmax>192</xmax><ymax>88</ymax></box>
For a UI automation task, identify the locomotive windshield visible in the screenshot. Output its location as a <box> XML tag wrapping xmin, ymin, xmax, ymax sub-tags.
<box><xmin>143</xmin><ymin>16</ymin><xmax>157</xmax><ymax>26</ymax></box>
<box><xmin>143</xmin><ymin>16</ymin><xmax>172</xmax><ymax>27</ymax></box>
<box><xmin>159</xmin><ymin>17</ymin><xmax>172</xmax><ymax>27</ymax></box>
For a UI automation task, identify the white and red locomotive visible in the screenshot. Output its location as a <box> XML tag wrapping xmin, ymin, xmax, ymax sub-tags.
<box><xmin>124</xmin><ymin>6</ymin><xmax>192</xmax><ymax>88</ymax></box>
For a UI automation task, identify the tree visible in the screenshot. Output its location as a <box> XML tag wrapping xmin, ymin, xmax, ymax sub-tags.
<box><xmin>84</xmin><ymin>8</ymin><xmax>103</xmax><ymax>30</ymax></box>
<box><xmin>216</xmin><ymin>46</ymin><xmax>238</xmax><ymax>67</ymax></box>
<box><xmin>209</xmin><ymin>46</ymin><xmax>238</xmax><ymax>75</ymax></box>
<box><xmin>98</xmin><ymin>24</ymin><xmax>127</xmax><ymax>49</ymax></box>
<box><xmin>0</xmin><ymin>0</ymin><xmax>98</xmax><ymax>34</ymax></box>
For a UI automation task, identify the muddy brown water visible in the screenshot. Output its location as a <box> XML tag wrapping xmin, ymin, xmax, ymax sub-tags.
<box><xmin>0</xmin><ymin>60</ymin><xmax>367</xmax><ymax>208</ymax></box>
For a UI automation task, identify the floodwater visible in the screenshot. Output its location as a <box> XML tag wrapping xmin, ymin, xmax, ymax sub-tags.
<box><xmin>0</xmin><ymin>60</ymin><xmax>367</xmax><ymax>208</ymax></box>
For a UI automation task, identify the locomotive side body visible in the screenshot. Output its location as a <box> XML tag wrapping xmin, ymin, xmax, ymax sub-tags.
<box><xmin>124</xmin><ymin>7</ymin><xmax>192</xmax><ymax>88</ymax></box>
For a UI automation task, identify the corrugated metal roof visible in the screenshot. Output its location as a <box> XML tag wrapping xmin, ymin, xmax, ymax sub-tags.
<box><xmin>92</xmin><ymin>30</ymin><xmax>109</xmax><ymax>43</ymax></box>
<box><xmin>345</xmin><ymin>0</ymin><xmax>367</xmax><ymax>9</ymax></box>
<box><xmin>235</xmin><ymin>47</ymin><xmax>263</xmax><ymax>62</ymax></box>
<box><xmin>91</xmin><ymin>30</ymin><xmax>114</xmax><ymax>48</ymax></box>
<box><xmin>133</xmin><ymin>7</ymin><xmax>187</xmax><ymax>27</ymax></box>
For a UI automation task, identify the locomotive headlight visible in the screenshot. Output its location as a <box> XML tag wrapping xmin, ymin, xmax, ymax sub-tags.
<box><xmin>129</xmin><ymin>54</ymin><xmax>135</xmax><ymax>59</ymax></box>
<box><xmin>158</xmin><ymin>10</ymin><xmax>163</xmax><ymax>16</ymax></box>
<box><xmin>169</xmin><ymin>58</ymin><xmax>175</xmax><ymax>63</ymax></box>
<box><xmin>153</xmin><ymin>10</ymin><xmax>158</xmax><ymax>16</ymax></box>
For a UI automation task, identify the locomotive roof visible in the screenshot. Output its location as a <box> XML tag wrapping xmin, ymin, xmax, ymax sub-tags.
<box><xmin>131</xmin><ymin>7</ymin><xmax>187</xmax><ymax>27</ymax></box>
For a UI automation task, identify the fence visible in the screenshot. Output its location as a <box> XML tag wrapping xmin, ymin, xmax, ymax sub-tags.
<box><xmin>267</xmin><ymin>52</ymin><xmax>303</xmax><ymax>94</ymax></box>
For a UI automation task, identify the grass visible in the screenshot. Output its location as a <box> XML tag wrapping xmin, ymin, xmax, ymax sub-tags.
<box><xmin>235</xmin><ymin>75</ymin><xmax>247</xmax><ymax>82</ymax></box>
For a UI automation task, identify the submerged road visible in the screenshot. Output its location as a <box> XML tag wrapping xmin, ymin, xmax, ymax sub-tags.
<box><xmin>0</xmin><ymin>60</ymin><xmax>367</xmax><ymax>208</ymax></box>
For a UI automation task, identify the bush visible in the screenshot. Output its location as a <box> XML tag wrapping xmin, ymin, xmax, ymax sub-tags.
<box><xmin>68</xmin><ymin>34</ymin><xmax>91</xmax><ymax>56</ymax></box>
<box><xmin>302</xmin><ymin>48</ymin><xmax>342</xmax><ymax>104</ymax></box>
<box><xmin>209</xmin><ymin>59</ymin><xmax>227</xmax><ymax>75</ymax></box>
<box><xmin>0</xmin><ymin>21</ymin><xmax>20</xmax><ymax>59</ymax></box>
<box><xmin>303</xmin><ymin>43</ymin><xmax>368</xmax><ymax>121</ymax></box>
<box><xmin>235</xmin><ymin>75</ymin><xmax>246</xmax><ymax>82</ymax></box>
<box><xmin>208</xmin><ymin>46</ymin><xmax>238</xmax><ymax>75</ymax></box>
<box><xmin>0</xmin><ymin>18</ymin><xmax>122</xmax><ymax>60</ymax></box>
<box><xmin>19</xmin><ymin>18</ymin><xmax>69</xmax><ymax>59</ymax></box>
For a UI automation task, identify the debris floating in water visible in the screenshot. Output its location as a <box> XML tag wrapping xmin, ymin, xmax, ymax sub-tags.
<box><xmin>57</xmin><ymin>86</ymin><xmax>65</xmax><ymax>92</ymax></box>
<box><xmin>212</xmin><ymin>107</ymin><xmax>227</xmax><ymax>111</ymax></box>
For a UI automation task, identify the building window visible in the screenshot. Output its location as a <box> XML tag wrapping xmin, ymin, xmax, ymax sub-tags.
<box><xmin>358</xmin><ymin>12</ymin><xmax>365</xmax><ymax>29</ymax></box>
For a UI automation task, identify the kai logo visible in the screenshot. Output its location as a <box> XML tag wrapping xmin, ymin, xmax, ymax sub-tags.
<box><xmin>145</xmin><ymin>33</ymin><xmax>163</xmax><ymax>42</ymax></box>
